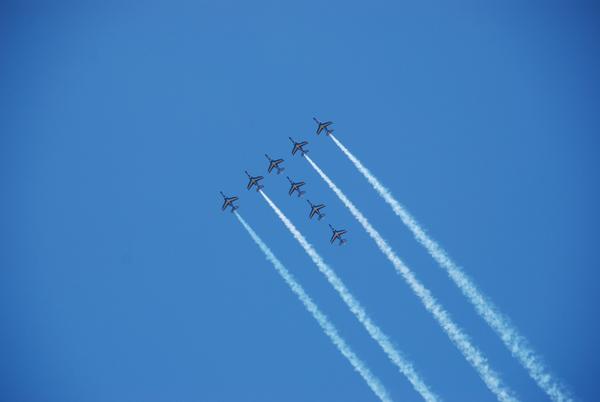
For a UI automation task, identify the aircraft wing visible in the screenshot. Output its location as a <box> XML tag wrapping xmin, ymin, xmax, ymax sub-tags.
<box><xmin>268</xmin><ymin>163</ymin><xmax>274</xmax><ymax>173</ymax></box>
<box><xmin>300</xmin><ymin>141</ymin><xmax>308</xmax><ymax>146</ymax></box>
<box><xmin>292</xmin><ymin>147</ymin><xmax>298</xmax><ymax>155</ymax></box>
<box><xmin>310</xmin><ymin>209</ymin><xmax>316</xmax><ymax>218</ymax></box>
<box><xmin>330</xmin><ymin>233</ymin><xmax>337</xmax><ymax>243</ymax></box>
<box><xmin>222</xmin><ymin>200</ymin><xmax>229</xmax><ymax>210</ymax></box>
<box><xmin>275</xmin><ymin>159</ymin><xmax>283</xmax><ymax>164</ymax></box>
<box><xmin>298</xmin><ymin>181</ymin><xmax>305</xmax><ymax>187</ymax></box>
<box><xmin>339</xmin><ymin>230</ymin><xmax>347</xmax><ymax>235</ymax></box>
<box><xmin>230</xmin><ymin>196</ymin><xmax>238</xmax><ymax>202</ymax></box>
<box><xmin>288</xmin><ymin>186</ymin><xmax>294</xmax><ymax>195</ymax></box>
<box><xmin>246</xmin><ymin>181</ymin><xmax>253</xmax><ymax>190</ymax></box>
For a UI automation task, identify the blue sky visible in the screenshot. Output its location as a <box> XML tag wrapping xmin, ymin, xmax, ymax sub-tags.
<box><xmin>1</xmin><ymin>1</ymin><xmax>599</xmax><ymax>401</ymax></box>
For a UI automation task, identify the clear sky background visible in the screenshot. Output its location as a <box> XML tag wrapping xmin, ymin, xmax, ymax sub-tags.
<box><xmin>1</xmin><ymin>1</ymin><xmax>599</xmax><ymax>401</ymax></box>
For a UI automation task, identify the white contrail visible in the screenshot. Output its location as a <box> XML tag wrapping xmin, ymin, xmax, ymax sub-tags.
<box><xmin>304</xmin><ymin>155</ymin><xmax>518</xmax><ymax>402</ymax></box>
<box><xmin>234</xmin><ymin>212</ymin><xmax>392</xmax><ymax>402</ymax></box>
<box><xmin>259</xmin><ymin>191</ymin><xmax>439</xmax><ymax>402</ymax></box>
<box><xmin>329</xmin><ymin>134</ymin><xmax>571</xmax><ymax>402</ymax></box>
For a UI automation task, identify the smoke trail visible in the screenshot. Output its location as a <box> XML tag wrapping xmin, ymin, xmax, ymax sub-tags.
<box><xmin>329</xmin><ymin>135</ymin><xmax>571</xmax><ymax>402</ymax></box>
<box><xmin>259</xmin><ymin>191</ymin><xmax>439</xmax><ymax>402</ymax></box>
<box><xmin>234</xmin><ymin>212</ymin><xmax>392</xmax><ymax>402</ymax></box>
<box><xmin>304</xmin><ymin>155</ymin><xmax>518</xmax><ymax>402</ymax></box>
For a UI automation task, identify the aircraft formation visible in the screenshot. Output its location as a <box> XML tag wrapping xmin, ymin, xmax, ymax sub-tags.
<box><xmin>221</xmin><ymin>117</ymin><xmax>572</xmax><ymax>402</ymax></box>
<box><xmin>220</xmin><ymin>117</ymin><xmax>347</xmax><ymax>245</ymax></box>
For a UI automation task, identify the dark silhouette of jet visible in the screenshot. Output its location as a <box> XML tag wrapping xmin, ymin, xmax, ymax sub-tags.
<box><xmin>245</xmin><ymin>170</ymin><xmax>264</xmax><ymax>192</ymax></box>
<box><xmin>287</xmin><ymin>176</ymin><xmax>306</xmax><ymax>197</ymax></box>
<box><xmin>265</xmin><ymin>154</ymin><xmax>285</xmax><ymax>174</ymax></box>
<box><xmin>289</xmin><ymin>137</ymin><xmax>309</xmax><ymax>156</ymax></box>
<box><xmin>307</xmin><ymin>199</ymin><xmax>326</xmax><ymax>220</ymax></box>
<box><xmin>329</xmin><ymin>224</ymin><xmax>348</xmax><ymax>245</ymax></box>
<box><xmin>220</xmin><ymin>191</ymin><xmax>239</xmax><ymax>212</ymax></box>
<box><xmin>313</xmin><ymin>117</ymin><xmax>334</xmax><ymax>135</ymax></box>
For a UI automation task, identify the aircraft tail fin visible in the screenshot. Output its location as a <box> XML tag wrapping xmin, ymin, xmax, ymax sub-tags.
<box><xmin>231</xmin><ymin>205</ymin><xmax>239</xmax><ymax>213</ymax></box>
<box><xmin>277</xmin><ymin>167</ymin><xmax>285</xmax><ymax>174</ymax></box>
<box><xmin>339</xmin><ymin>238</ymin><xmax>347</xmax><ymax>246</ymax></box>
<box><xmin>298</xmin><ymin>190</ymin><xmax>306</xmax><ymax>198</ymax></box>
<box><xmin>318</xmin><ymin>213</ymin><xmax>325</xmax><ymax>221</ymax></box>
<box><xmin>256</xmin><ymin>185</ymin><xmax>264</xmax><ymax>192</ymax></box>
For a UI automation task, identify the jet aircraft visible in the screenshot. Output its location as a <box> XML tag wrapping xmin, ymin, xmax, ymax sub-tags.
<box><xmin>287</xmin><ymin>176</ymin><xmax>306</xmax><ymax>197</ymax></box>
<box><xmin>313</xmin><ymin>117</ymin><xmax>334</xmax><ymax>135</ymax></box>
<box><xmin>307</xmin><ymin>199</ymin><xmax>326</xmax><ymax>220</ymax></box>
<box><xmin>220</xmin><ymin>191</ymin><xmax>239</xmax><ymax>212</ymax></box>
<box><xmin>245</xmin><ymin>170</ymin><xmax>264</xmax><ymax>192</ymax></box>
<box><xmin>265</xmin><ymin>154</ymin><xmax>285</xmax><ymax>174</ymax></box>
<box><xmin>329</xmin><ymin>224</ymin><xmax>348</xmax><ymax>245</ymax></box>
<box><xmin>289</xmin><ymin>137</ymin><xmax>309</xmax><ymax>156</ymax></box>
